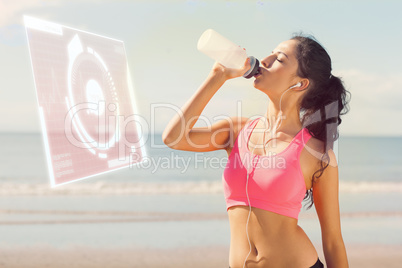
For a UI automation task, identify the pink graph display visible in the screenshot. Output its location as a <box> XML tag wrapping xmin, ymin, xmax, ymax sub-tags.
<box><xmin>24</xmin><ymin>16</ymin><xmax>146</xmax><ymax>186</ymax></box>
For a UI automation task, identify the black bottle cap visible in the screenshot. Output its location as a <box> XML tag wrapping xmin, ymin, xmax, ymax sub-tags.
<box><xmin>243</xmin><ymin>56</ymin><xmax>260</xmax><ymax>79</ymax></box>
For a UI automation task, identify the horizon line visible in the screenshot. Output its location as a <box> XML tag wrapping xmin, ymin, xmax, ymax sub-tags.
<box><xmin>0</xmin><ymin>131</ymin><xmax>401</xmax><ymax>139</ymax></box>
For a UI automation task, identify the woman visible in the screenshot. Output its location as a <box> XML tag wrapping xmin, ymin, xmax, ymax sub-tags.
<box><xmin>163</xmin><ymin>34</ymin><xmax>350</xmax><ymax>268</ymax></box>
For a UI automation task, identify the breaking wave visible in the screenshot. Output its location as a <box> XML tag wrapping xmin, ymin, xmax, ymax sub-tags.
<box><xmin>0</xmin><ymin>181</ymin><xmax>401</xmax><ymax>196</ymax></box>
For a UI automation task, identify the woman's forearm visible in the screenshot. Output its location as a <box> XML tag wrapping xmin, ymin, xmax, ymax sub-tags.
<box><xmin>162</xmin><ymin>70</ymin><xmax>226</xmax><ymax>146</ymax></box>
<box><xmin>323</xmin><ymin>240</ymin><xmax>349</xmax><ymax>268</ymax></box>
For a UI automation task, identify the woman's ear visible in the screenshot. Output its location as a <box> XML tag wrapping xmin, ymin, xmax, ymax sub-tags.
<box><xmin>297</xmin><ymin>78</ymin><xmax>309</xmax><ymax>91</ymax></box>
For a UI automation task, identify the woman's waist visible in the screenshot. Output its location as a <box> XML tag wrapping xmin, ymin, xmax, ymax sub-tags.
<box><xmin>229</xmin><ymin>224</ymin><xmax>315</xmax><ymax>250</ymax></box>
<box><xmin>229</xmin><ymin>226</ymin><xmax>318</xmax><ymax>268</ymax></box>
<box><xmin>228</xmin><ymin>205</ymin><xmax>299</xmax><ymax>233</ymax></box>
<box><xmin>229</xmin><ymin>222</ymin><xmax>307</xmax><ymax>248</ymax></box>
<box><xmin>228</xmin><ymin>208</ymin><xmax>318</xmax><ymax>267</ymax></box>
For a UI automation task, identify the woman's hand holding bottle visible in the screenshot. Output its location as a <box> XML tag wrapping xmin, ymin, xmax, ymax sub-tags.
<box><xmin>210</xmin><ymin>57</ymin><xmax>252</xmax><ymax>81</ymax></box>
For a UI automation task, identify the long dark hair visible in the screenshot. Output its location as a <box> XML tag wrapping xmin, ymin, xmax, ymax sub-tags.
<box><xmin>291</xmin><ymin>34</ymin><xmax>351</xmax><ymax>209</ymax></box>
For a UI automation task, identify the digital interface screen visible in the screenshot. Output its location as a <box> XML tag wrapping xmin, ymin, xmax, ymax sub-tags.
<box><xmin>24</xmin><ymin>16</ymin><xmax>146</xmax><ymax>187</ymax></box>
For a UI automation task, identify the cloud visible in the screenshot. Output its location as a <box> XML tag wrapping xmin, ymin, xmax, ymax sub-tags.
<box><xmin>0</xmin><ymin>0</ymin><xmax>194</xmax><ymax>28</ymax></box>
<box><xmin>335</xmin><ymin>69</ymin><xmax>402</xmax><ymax>111</ymax></box>
<box><xmin>333</xmin><ymin>69</ymin><xmax>402</xmax><ymax>136</ymax></box>
<box><xmin>0</xmin><ymin>0</ymin><xmax>50</xmax><ymax>26</ymax></box>
<box><xmin>0</xmin><ymin>0</ymin><xmax>64</xmax><ymax>46</ymax></box>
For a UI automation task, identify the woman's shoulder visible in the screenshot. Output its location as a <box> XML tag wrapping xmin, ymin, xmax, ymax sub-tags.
<box><xmin>227</xmin><ymin>116</ymin><xmax>252</xmax><ymax>139</ymax></box>
<box><xmin>223</xmin><ymin>116</ymin><xmax>255</xmax><ymax>131</ymax></box>
<box><xmin>224</xmin><ymin>116</ymin><xmax>255</xmax><ymax>153</ymax></box>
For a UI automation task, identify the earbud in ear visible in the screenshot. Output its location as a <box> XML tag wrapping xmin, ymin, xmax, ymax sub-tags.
<box><xmin>289</xmin><ymin>82</ymin><xmax>302</xmax><ymax>89</ymax></box>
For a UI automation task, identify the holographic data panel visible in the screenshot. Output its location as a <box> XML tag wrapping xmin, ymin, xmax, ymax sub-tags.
<box><xmin>24</xmin><ymin>16</ymin><xmax>146</xmax><ymax>186</ymax></box>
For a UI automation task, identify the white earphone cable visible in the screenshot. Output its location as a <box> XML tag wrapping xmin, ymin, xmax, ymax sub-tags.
<box><xmin>242</xmin><ymin>83</ymin><xmax>297</xmax><ymax>268</ymax></box>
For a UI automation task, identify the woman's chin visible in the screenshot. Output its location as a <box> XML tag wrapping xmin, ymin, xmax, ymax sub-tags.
<box><xmin>253</xmin><ymin>79</ymin><xmax>263</xmax><ymax>90</ymax></box>
<box><xmin>253</xmin><ymin>81</ymin><xmax>271</xmax><ymax>96</ymax></box>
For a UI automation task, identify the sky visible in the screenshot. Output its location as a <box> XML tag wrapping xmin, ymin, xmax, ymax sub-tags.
<box><xmin>1</xmin><ymin>0</ymin><xmax>402</xmax><ymax>136</ymax></box>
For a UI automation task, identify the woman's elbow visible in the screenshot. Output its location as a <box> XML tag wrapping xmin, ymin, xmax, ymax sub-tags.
<box><xmin>162</xmin><ymin>130</ymin><xmax>173</xmax><ymax>147</ymax></box>
<box><xmin>162</xmin><ymin>130</ymin><xmax>180</xmax><ymax>149</ymax></box>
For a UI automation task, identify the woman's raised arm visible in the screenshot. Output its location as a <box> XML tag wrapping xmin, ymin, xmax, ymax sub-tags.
<box><xmin>162</xmin><ymin>60</ymin><xmax>251</xmax><ymax>152</ymax></box>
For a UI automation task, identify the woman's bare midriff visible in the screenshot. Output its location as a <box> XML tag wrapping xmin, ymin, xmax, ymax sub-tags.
<box><xmin>228</xmin><ymin>206</ymin><xmax>318</xmax><ymax>268</ymax></box>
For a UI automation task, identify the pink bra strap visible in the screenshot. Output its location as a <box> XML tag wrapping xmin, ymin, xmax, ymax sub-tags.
<box><xmin>245</xmin><ymin>117</ymin><xmax>261</xmax><ymax>146</ymax></box>
<box><xmin>244</xmin><ymin>118</ymin><xmax>313</xmax><ymax>153</ymax></box>
<box><xmin>294</xmin><ymin>128</ymin><xmax>313</xmax><ymax>154</ymax></box>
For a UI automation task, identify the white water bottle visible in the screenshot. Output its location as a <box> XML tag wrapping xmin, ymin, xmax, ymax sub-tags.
<box><xmin>197</xmin><ymin>29</ymin><xmax>259</xmax><ymax>79</ymax></box>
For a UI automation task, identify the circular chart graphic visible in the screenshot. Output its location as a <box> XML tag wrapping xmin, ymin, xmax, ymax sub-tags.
<box><xmin>66</xmin><ymin>34</ymin><xmax>120</xmax><ymax>159</ymax></box>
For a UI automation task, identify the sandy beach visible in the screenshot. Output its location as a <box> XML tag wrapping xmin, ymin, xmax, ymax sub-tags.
<box><xmin>1</xmin><ymin>135</ymin><xmax>402</xmax><ymax>268</ymax></box>
<box><xmin>0</xmin><ymin>244</ymin><xmax>401</xmax><ymax>268</ymax></box>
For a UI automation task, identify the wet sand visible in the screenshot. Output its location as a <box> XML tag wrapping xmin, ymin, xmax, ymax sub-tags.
<box><xmin>0</xmin><ymin>244</ymin><xmax>401</xmax><ymax>268</ymax></box>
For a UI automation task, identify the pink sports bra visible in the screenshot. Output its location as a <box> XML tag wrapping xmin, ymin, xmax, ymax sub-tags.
<box><xmin>222</xmin><ymin>117</ymin><xmax>313</xmax><ymax>219</ymax></box>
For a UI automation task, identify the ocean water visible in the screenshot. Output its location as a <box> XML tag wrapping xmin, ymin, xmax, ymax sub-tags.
<box><xmin>0</xmin><ymin>133</ymin><xmax>401</xmax><ymax>249</ymax></box>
